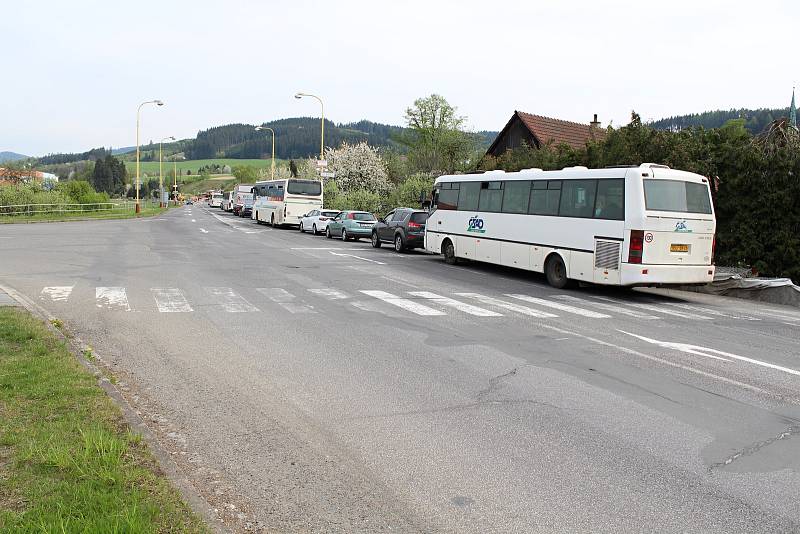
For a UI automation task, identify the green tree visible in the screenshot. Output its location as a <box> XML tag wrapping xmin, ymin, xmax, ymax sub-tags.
<box><xmin>232</xmin><ymin>165</ymin><xmax>258</xmax><ymax>182</ymax></box>
<box><xmin>399</xmin><ymin>94</ymin><xmax>477</xmax><ymax>175</ymax></box>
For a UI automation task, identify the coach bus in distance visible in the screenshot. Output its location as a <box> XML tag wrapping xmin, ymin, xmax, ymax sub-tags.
<box><xmin>252</xmin><ymin>179</ymin><xmax>323</xmax><ymax>227</ymax></box>
<box><xmin>424</xmin><ymin>163</ymin><xmax>716</xmax><ymax>288</ymax></box>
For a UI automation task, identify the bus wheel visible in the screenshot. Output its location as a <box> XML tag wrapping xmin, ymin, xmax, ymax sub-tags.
<box><xmin>442</xmin><ymin>239</ymin><xmax>457</xmax><ymax>265</ymax></box>
<box><xmin>270</xmin><ymin>214</ymin><xmax>275</xmax><ymax>227</ymax></box>
<box><xmin>545</xmin><ymin>255</ymin><xmax>571</xmax><ymax>289</ymax></box>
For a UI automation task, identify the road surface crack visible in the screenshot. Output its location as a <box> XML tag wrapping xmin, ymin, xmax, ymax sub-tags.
<box><xmin>708</xmin><ymin>424</ymin><xmax>800</xmax><ymax>473</ymax></box>
<box><xmin>476</xmin><ymin>366</ymin><xmax>525</xmax><ymax>401</ymax></box>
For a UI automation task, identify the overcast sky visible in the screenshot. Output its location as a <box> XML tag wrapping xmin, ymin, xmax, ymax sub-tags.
<box><xmin>2</xmin><ymin>0</ymin><xmax>797</xmax><ymax>156</ymax></box>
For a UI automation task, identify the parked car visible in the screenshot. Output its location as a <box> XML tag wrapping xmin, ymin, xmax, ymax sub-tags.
<box><xmin>233</xmin><ymin>192</ymin><xmax>254</xmax><ymax>217</ymax></box>
<box><xmin>299</xmin><ymin>209</ymin><xmax>341</xmax><ymax>234</ymax></box>
<box><xmin>185</xmin><ymin>199</ymin><xmax>193</xmax><ymax>205</ymax></box>
<box><xmin>371</xmin><ymin>208</ymin><xmax>429</xmax><ymax>252</ymax></box>
<box><xmin>222</xmin><ymin>191</ymin><xmax>236</xmax><ymax>212</ymax></box>
<box><xmin>325</xmin><ymin>211</ymin><xmax>376</xmax><ymax>241</ymax></box>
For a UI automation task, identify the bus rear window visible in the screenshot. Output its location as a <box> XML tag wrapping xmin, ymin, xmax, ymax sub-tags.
<box><xmin>287</xmin><ymin>180</ymin><xmax>322</xmax><ymax>196</ymax></box>
<box><xmin>644</xmin><ymin>180</ymin><xmax>712</xmax><ymax>214</ymax></box>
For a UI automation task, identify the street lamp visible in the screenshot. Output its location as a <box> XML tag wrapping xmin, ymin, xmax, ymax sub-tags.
<box><xmin>159</xmin><ymin>135</ymin><xmax>176</xmax><ymax>208</ymax></box>
<box><xmin>172</xmin><ymin>156</ymin><xmax>179</xmax><ymax>203</ymax></box>
<box><xmin>135</xmin><ymin>99</ymin><xmax>164</xmax><ymax>214</ymax></box>
<box><xmin>254</xmin><ymin>126</ymin><xmax>275</xmax><ymax>180</ymax></box>
<box><xmin>294</xmin><ymin>92</ymin><xmax>324</xmax><ymax>161</ymax></box>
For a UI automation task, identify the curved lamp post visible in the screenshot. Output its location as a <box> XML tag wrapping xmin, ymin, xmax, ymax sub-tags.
<box><xmin>294</xmin><ymin>92</ymin><xmax>324</xmax><ymax>161</ymax></box>
<box><xmin>254</xmin><ymin>126</ymin><xmax>275</xmax><ymax>180</ymax></box>
<box><xmin>159</xmin><ymin>135</ymin><xmax>175</xmax><ymax>207</ymax></box>
<box><xmin>135</xmin><ymin>99</ymin><xmax>164</xmax><ymax>213</ymax></box>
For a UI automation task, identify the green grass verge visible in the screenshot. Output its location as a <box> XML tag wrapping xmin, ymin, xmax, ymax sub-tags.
<box><xmin>123</xmin><ymin>158</ymin><xmax>285</xmax><ymax>175</ymax></box>
<box><xmin>0</xmin><ymin>205</ymin><xmax>170</xmax><ymax>224</ymax></box>
<box><xmin>0</xmin><ymin>307</ymin><xmax>208</xmax><ymax>532</ymax></box>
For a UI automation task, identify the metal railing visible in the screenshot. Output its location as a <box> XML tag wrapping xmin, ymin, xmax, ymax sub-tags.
<box><xmin>0</xmin><ymin>201</ymin><xmax>158</xmax><ymax>216</ymax></box>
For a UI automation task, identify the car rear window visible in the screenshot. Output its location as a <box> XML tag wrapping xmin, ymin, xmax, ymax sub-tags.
<box><xmin>410</xmin><ymin>212</ymin><xmax>428</xmax><ymax>224</ymax></box>
<box><xmin>352</xmin><ymin>212</ymin><xmax>376</xmax><ymax>221</ymax></box>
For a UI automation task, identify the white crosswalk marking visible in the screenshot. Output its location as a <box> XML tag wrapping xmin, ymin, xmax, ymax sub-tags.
<box><xmin>256</xmin><ymin>288</ymin><xmax>315</xmax><ymax>314</ymax></box>
<box><xmin>41</xmin><ymin>286</ymin><xmax>74</xmax><ymax>302</ymax></box>
<box><xmin>206</xmin><ymin>287</ymin><xmax>259</xmax><ymax>312</ymax></box>
<box><xmin>151</xmin><ymin>288</ymin><xmax>193</xmax><ymax>312</ymax></box>
<box><xmin>506</xmin><ymin>294</ymin><xmax>611</xmax><ymax>319</ymax></box>
<box><xmin>662</xmin><ymin>302</ymin><xmax>760</xmax><ymax>321</ymax></box>
<box><xmin>408</xmin><ymin>291</ymin><xmax>502</xmax><ymax>317</ymax></box>
<box><xmin>553</xmin><ymin>294</ymin><xmax>658</xmax><ymax>319</ymax></box>
<box><xmin>96</xmin><ymin>287</ymin><xmax>131</xmax><ymax>311</ymax></box>
<box><xmin>360</xmin><ymin>290</ymin><xmax>446</xmax><ymax>316</ymax></box>
<box><xmin>308</xmin><ymin>288</ymin><xmax>349</xmax><ymax>300</ymax></box>
<box><xmin>455</xmin><ymin>293</ymin><xmax>558</xmax><ymax>318</ymax></box>
<box><xmin>591</xmin><ymin>296</ymin><xmax>712</xmax><ymax>320</ymax></box>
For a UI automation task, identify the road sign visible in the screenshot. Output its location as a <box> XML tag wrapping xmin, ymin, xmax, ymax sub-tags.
<box><xmin>316</xmin><ymin>159</ymin><xmax>328</xmax><ymax>167</ymax></box>
<box><xmin>320</xmin><ymin>172</ymin><xmax>335</xmax><ymax>178</ymax></box>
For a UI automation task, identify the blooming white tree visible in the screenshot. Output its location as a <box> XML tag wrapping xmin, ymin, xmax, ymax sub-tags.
<box><xmin>326</xmin><ymin>141</ymin><xmax>390</xmax><ymax>195</ymax></box>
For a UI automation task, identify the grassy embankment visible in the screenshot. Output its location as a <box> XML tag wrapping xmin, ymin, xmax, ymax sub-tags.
<box><xmin>0</xmin><ymin>204</ymin><xmax>170</xmax><ymax>224</ymax></box>
<box><xmin>0</xmin><ymin>306</ymin><xmax>207</xmax><ymax>531</ymax></box>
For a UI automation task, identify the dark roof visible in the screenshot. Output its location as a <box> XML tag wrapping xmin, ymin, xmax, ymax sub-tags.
<box><xmin>487</xmin><ymin>111</ymin><xmax>606</xmax><ymax>155</ymax></box>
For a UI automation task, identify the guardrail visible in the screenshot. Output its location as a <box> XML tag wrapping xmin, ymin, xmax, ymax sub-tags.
<box><xmin>0</xmin><ymin>201</ymin><xmax>157</xmax><ymax>216</ymax></box>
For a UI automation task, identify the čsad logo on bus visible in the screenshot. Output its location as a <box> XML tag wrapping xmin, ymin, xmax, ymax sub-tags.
<box><xmin>467</xmin><ymin>216</ymin><xmax>485</xmax><ymax>233</ymax></box>
<box><xmin>674</xmin><ymin>220</ymin><xmax>691</xmax><ymax>232</ymax></box>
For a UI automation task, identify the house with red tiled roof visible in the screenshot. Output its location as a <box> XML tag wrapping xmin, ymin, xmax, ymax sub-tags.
<box><xmin>486</xmin><ymin>111</ymin><xmax>606</xmax><ymax>157</ymax></box>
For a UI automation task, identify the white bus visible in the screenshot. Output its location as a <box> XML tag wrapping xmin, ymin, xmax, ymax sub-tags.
<box><xmin>425</xmin><ymin>163</ymin><xmax>716</xmax><ymax>288</ymax></box>
<box><xmin>209</xmin><ymin>191</ymin><xmax>224</xmax><ymax>208</ymax></box>
<box><xmin>252</xmin><ymin>179</ymin><xmax>323</xmax><ymax>227</ymax></box>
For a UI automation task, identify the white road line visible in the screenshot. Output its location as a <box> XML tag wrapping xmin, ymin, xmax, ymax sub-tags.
<box><xmin>408</xmin><ymin>291</ymin><xmax>502</xmax><ymax>317</ymax></box>
<box><xmin>40</xmin><ymin>286</ymin><xmax>74</xmax><ymax>302</ymax></box>
<box><xmin>360</xmin><ymin>290</ymin><xmax>446</xmax><ymax>316</ymax></box>
<box><xmin>591</xmin><ymin>296</ymin><xmax>712</xmax><ymax>320</ymax></box>
<box><xmin>506</xmin><ymin>294</ymin><xmax>611</xmax><ymax>319</ymax></box>
<box><xmin>329</xmin><ymin>251</ymin><xmax>386</xmax><ymax>265</ymax></box>
<box><xmin>200</xmin><ymin>228</ymin><xmax>209</xmax><ymax>234</ymax></box>
<box><xmin>754</xmin><ymin>308</ymin><xmax>800</xmax><ymax>323</ymax></box>
<box><xmin>553</xmin><ymin>295</ymin><xmax>659</xmax><ymax>319</ymax></box>
<box><xmin>96</xmin><ymin>287</ymin><xmax>131</xmax><ymax>311</ymax></box>
<box><xmin>292</xmin><ymin>247</ymin><xmax>370</xmax><ymax>251</ymax></box>
<box><xmin>308</xmin><ymin>288</ymin><xmax>349</xmax><ymax>300</ymax></box>
<box><xmin>191</xmin><ymin>219</ymin><xmax>196</xmax><ymax>222</ymax></box>
<box><xmin>256</xmin><ymin>288</ymin><xmax>316</xmax><ymax>314</ymax></box>
<box><xmin>151</xmin><ymin>288</ymin><xmax>193</xmax><ymax>312</ymax></box>
<box><xmin>661</xmin><ymin>302</ymin><xmax>761</xmax><ymax>321</ymax></box>
<box><xmin>454</xmin><ymin>293</ymin><xmax>558</xmax><ymax>318</ymax></box>
<box><xmin>205</xmin><ymin>287</ymin><xmax>259</xmax><ymax>313</ymax></box>
<box><xmin>619</xmin><ymin>330</ymin><xmax>800</xmax><ymax>377</ymax></box>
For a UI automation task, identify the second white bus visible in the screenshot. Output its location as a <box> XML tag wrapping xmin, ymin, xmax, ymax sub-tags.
<box><xmin>252</xmin><ymin>179</ymin><xmax>323</xmax><ymax>227</ymax></box>
<box><xmin>424</xmin><ymin>163</ymin><xmax>716</xmax><ymax>288</ymax></box>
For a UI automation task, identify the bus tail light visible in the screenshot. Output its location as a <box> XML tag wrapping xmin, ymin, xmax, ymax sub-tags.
<box><xmin>711</xmin><ymin>236</ymin><xmax>716</xmax><ymax>264</ymax></box>
<box><xmin>628</xmin><ymin>230</ymin><xmax>644</xmax><ymax>264</ymax></box>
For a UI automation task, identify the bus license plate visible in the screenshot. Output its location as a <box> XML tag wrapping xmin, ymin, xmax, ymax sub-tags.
<box><xmin>670</xmin><ymin>244</ymin><xmax>689</xmax><ymax>253</ymax></box>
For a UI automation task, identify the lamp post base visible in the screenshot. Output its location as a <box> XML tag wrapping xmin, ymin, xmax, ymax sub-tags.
<box><xmin>135</xmin><ymin>203</ymin><xmax>141</xmax><ymax>214</ymax></box>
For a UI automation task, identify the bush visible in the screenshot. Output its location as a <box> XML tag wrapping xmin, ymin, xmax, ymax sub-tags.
<box><xmin>329</xmin><ymin>189</ymin><xmax>384</xmax><ymax>214</ymax></box>
<box><xmin>57</xmin><ymin>180</ymin><xmax>109</xmax><ymax>205</ymax></box>
<box><xmin>0</xmin><ymin>183</ymin><xmax>69</xmax><ymax>212</ymax></box>
<box><xmin>387</xmin><ymin>173</ymin><xmax>434</xmax><ymax>209</ymax></box>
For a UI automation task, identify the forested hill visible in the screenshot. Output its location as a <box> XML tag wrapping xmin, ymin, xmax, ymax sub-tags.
<box><xmin>649</xmin><ymin>107</ymin><xmax>791</xmax><ymax>134</ymax></box>
<box><xmin>187</xmin><ymin>118</ymin><xmax>407</xmax><ymax>160</ymax></box>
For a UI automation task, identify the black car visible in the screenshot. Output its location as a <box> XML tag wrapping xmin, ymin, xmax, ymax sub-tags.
<box><xmin>371</xmin><ymin>208</ymin><xmax>428</xmax><ymax>252</ymax></box>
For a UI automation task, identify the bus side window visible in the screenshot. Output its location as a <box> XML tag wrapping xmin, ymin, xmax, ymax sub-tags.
<box><xmin>436</xmin><ymin>183</ymin><xmax>458</xmax><ymax>210</ymax></box>
<box><xmin>594</xmin><ymin>179</ymin><xmax>624</xmax><ymax>220</ymax></box>
<box><xmin>457</xmin><ymin>182</ymin><xmax>480</xmax><ymax>211</ymax></box>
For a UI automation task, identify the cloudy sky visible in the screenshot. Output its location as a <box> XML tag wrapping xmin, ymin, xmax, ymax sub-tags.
<box><xmin>2</xmin><ymin>0</ymin><xmax>797</xmax><ymax>156</ymax></box>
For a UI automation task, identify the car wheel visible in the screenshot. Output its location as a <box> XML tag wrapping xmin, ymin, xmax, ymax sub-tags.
<box><xmin>299</xmin><ymin>221</ymin><xmax>305</xmax><ymax>232</ymax></box>
<box><xmin>371</xmin><ymin>232</ymin><xmax>381</xmax><ymax>248</ymax></box>
<box><xmin>341</xmin><ymin>229</ymin><xmax>348</xmax><ymax>241</ymax></box>
<box><xmin>326</xmin><ymin>227</ymin><xmax>332</xmax><ymax>239</ymax></box>
<box><xmin>545</xmin><ymin>255</ymin><xmax>572</xmax><ymax>289</ymax></box>
<box><xmin>312</xmin><ymin>224</ymin><xmax>318</xmax><ymax>235</ymax></box>
<box><xmin>394</xmin><ymin>234</ymin><xmax>405</xmax><ymax>253</ymax></box>
<box><xmin>443</xmin><ymin>239</ymin><xmax>457</xmax><ymax>265</ymax></box>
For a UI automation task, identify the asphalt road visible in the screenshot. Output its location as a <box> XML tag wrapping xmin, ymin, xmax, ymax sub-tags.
<box><xmin>2</xmin><ymin>205</ymin><xmax>800</xmax><ymax>533</ymax></box>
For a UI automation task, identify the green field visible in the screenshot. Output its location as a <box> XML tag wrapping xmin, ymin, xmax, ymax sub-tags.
<box><xmin>124</xmin><ymin>158</ymin><xmax>286</xmax><ymax>176</ymax></box>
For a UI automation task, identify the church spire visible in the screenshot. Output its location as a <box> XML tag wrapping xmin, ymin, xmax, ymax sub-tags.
<box><xmin>790</xmin><ymin>87</ymin><xmax>797</xmax><ymax>129</ymax></box>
